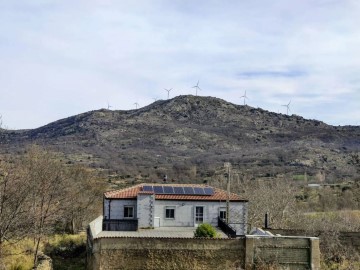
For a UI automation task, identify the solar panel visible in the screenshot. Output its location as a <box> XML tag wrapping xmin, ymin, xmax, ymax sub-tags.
<box><xmin>194</xmin><ymin>187</ymin><xmax>205</xmax><ymax>195</ymax></box>
<box><xmin>153</xmin><ymin>186</ymin><xmax>164</xmax><ymax>194</ymax></box>
<box><xmin>173</xmin><ymin>186</ymin><xmax>185</xmax><ymax>194</ymax></box>
<box><xmin>143</xmin><ymin>185</ymin><xmax>154</xmax><ymax>192</ymax></box>
<box><xmin>204</xmin><ymin>187</ymin><xmax>214</xmax><ymax>195</ymax></box>
<box><xmin>183</xmin><ymin>187</ymin><xmax>195</xmax><ymax>194</ymax></box>
<box><xmin>163</xmin><ymin>186</ymin><xmax>174</xmax><ymax>194</ymax></box>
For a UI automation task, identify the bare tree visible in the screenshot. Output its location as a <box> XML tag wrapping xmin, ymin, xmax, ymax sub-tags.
<box><xmin>232</xmin><ymin>177</ymin><xmax>304</xmax><ymax>229</ymax></box>
<box><xmin>22</xmin><ymin>146</ymin><xmax>71</xmax><ymax>266</ymax></box>
<box><xmin>64</xmin><ymin>165</ymin><xmax>104</xmax><ymax>234</ymax></box>
<box><xmin>0</xmin><ymin>158</ymin><xmax>33</xmax><ymax>257</ymax></box>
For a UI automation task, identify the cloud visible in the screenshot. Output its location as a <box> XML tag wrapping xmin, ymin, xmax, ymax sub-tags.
<box><xmin>0</xmin><ymin>1</ymin><xmax>359</xmax><ymax>128</ymax></box>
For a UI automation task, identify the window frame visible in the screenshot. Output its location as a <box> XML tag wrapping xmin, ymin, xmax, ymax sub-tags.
<box><xmin>219</xmin><ymin>207</ymin><xmax>227</xmax><ymax>220</ymax></box>
<box><xmin>124</xmin><ymin>205</ymin><xmax>135</xmax><ymax>219</ymax></box>
<box><xmin>165</xmin><ymin>206</ymin><xmax>175</xmax><ymax>219</ymax></box>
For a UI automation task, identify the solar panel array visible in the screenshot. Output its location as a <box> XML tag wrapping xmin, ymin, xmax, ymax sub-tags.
<box><xmin>142</xmin><ymin>185</ymin><xmax>214</xmax><ymax>196</ymax></box>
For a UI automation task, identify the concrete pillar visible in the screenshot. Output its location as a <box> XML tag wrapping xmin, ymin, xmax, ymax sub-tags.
<box><xmin>244</xmin><ymin>236</ymin><xmax>255</xmax><ymax>270</ymax></box>
<box><xmin>310</xmin><ymin>237</ymin><xmax>320</xmax><ymax>270</ymax></box>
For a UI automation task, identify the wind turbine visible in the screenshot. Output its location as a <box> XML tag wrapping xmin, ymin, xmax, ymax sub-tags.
<box><xmin>165</xmin><ymin>88</ymin><xmax>172</xmax><ymax>99</ymax></box>
<box><xmin>107</xmin><ymin>101</ymin><xmax>112</xmax><ymax>110</ymax></box>
<box><xmin>192</xmin><ymin>80</ymin><xmax>201</xmax><ymax>96</ymax></box>
<box><xmin>240</xmin><ymin>90</ymin><xmax>248</xmax><ymax>105</ymax></box>
<box><xmin>134</xmin><ymin>102</ymin><xmax>139</xmax><ymax>109</ymax></box>
<box><xmin>282</xmin><ymin>100</ymin><xmax>291</xmax><ymax>115</ymax></box>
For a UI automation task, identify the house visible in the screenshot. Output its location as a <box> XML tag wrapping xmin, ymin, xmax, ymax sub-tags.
<box><xmin>102</xmin><ymin>183</ymin><xmax>249</xmax><ymax>236</ymax></box>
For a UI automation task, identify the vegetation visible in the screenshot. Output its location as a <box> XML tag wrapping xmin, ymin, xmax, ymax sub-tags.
<box><xmin>0</xmin><ymin>96</ymin><xmax>359</xmax><ymax>268</ymax></box>
<box><xmin>0</xmin><ymin>146</ymin><xmax>103</xmax><ymax>268</ymax></box>
<box><xmin>45</xmin><ymin>234</ymin><xmax>86</xmax><ymax>270</ymax></box>
<box><xmin>0</xmin><ymin>96</ymin><xmax>359</xmax><ymax>185</ymax></box>
<box><xmin>194</xmin><ymin>224</ymin><xmax>217</xmax><ymax>238</ymax></box>
<box><xmin>218</xmin><ymin>176</ymin><xmax>360</xmax><ymax>269</ymax></box>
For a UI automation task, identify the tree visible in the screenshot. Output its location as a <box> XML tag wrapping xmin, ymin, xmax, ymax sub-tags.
<box><xmin>22</xmin><ymin>146</ymin><xmax>71</xmax><ymax>266</ymax></box>
<box><xmin>232</xmin><ymin>177</ymin><xmax>304</xmax><ymax>229</ymax></box>
<box><xmin>0</xmin><ymin>145</ymin><xmax>104</xmax><ymax>267</ymax></box>
<box><xmin>0</xmin><ymin>158</ymin><xmax>33</xmax><ymax>257</ymax></box>
<box><xmin>63</xmin><ymin>165</ymin><xmax>104</xmax><ymax>234</ymax></box>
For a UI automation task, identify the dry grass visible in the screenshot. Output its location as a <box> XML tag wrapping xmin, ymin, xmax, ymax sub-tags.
<box><xmin>0</xmin><ymin>234</ymin><xmax>86</xmax><ymax>270</ymax></box>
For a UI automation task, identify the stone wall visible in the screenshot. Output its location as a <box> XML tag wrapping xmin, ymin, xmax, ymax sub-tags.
<box><xmin>88</xmin><ymin>237</ymin><xmax>245</xmax><ymax>270</ymax></box>
<box><xmin>87</xmin><ymin>216</ymin><xmax>320</xmax><ymax>270</ymax></box>
<box><xmin>87</xmin><ymin>236</ymin><xmax>319</xmax><ymax>270</ymax></box>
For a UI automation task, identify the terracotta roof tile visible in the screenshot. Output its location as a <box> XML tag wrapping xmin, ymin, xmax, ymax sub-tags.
<box><xmin>104</xmin><ymin>183</ymin><xmax>247</xmax><ymax>202</ymax></box>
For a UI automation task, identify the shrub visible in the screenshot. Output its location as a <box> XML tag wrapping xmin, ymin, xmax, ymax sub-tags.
<box><xmin>45</xmin><ymin>234</ymin><xmax>86</xmax><ymax>258</ymax></box>
<box><xmin>194</xmin><ymin>223</ymin><xmax>217</xmax><ymax>238</ymax></box>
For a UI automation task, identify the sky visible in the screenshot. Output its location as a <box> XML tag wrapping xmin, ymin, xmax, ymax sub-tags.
<box><xmin>0</xmin><ymin>0</ymin><xmax>359</xmax><ymax>129</ymax></box>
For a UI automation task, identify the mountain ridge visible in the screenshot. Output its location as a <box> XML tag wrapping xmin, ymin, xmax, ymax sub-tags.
<box><xmin>1</xmin><ymin>95</ymin><xmax>359</xmax><ymax>183</ymax></box>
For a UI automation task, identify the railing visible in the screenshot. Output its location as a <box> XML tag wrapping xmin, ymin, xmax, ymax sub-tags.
<box><xmin>103</xmin><ymin>219</ymin><xmax>138</xmax><ymax>231</ymax></box>
<box><xmin>218</xmin><ymin>217</ymin><xmax>237</xmax><ymax>238</ymax></box>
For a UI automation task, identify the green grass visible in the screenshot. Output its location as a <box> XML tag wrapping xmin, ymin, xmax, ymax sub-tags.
<box><xmin>45</xmin><ymin>234</ymin><xmax>86</xmax><ymax>270</ymax></box>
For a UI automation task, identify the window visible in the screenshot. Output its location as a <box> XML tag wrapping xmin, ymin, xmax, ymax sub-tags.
<box><xmin>165</xmin><ymin>207</ymin><xmax>175</xmax><ymax>219</ymax></box>
<box><xmin>124</xmin><ymin>206</ymin><xmax>134</xmax><ymax>218</ymax></box>
<box><xmin>195</xmin><ymin>206</ymin><xmax>204</xmax><ymax>224</ymax></box>
<box><xmin>219</xmin><ymin>208</ymin><xmax>226</xmax><ymax>220</ymax></box>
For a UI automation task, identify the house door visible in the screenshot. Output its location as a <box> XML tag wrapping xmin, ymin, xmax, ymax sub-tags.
<box><xmin>195</xmin><ymin>206</ymin><xmax>204</xmax><ymax>226</ymax></box>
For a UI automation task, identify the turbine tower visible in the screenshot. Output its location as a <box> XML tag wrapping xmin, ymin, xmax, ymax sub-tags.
<box><xmin>107</xmin><ymin>101</ymin><xmax>112</xmax><ymax>110</ymax></box>
<box><xmin>240</xmin><ymin>90</ymin><xmax>248</xmax><ymax>105</ymax></box>
<box><xmin>134</xmin><ymin>102</ymin><xmax>139</xmax><ymax>109</ymax></box>
<box><xmin>165</xmin><ymin>88</ymin><xmax>172</xmax><ymax>99</ymax></box>
<box><xmin>192</xmin><ymin>80</ymin><xmax>201</xmax><ymax>96</ymax></box>
<box><xmin>282</xmin><ymin>100</ymin><xmax>291</xmax><ymax>115</ymax></box>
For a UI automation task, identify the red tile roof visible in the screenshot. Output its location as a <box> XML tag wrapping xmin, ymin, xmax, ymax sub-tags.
<box><xmin>104</xmin><ymin>183</ymin><xmax>247</xmax><ymax>202</ymax></box>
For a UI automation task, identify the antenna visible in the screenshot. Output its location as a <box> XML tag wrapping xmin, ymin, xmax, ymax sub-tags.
<box><xmin>134</xmin><ymin>102</ymin><xmax>139</xmax><ymax>109</ymax></box>
<box><xmin>281</xmin><ymin>100</ymin><xmax>291</xmax><ymax>115</ymax></box>
<box><xmin>224</xmin><ymin>162</ymin><xmax>231</xmax><ymax>224</ymax></box>
<box><xmin>192</xmin><ymin>80</ymin><xmax>201</xmax><ymax>96</ymax></box>
<box><xmin>164</xmin><ymin>88</ymin><xmax>172</xmax><ymax>99</ymax></box>
<box><xmin>240</xmin><ymin>90</ymin><xmax>248</xmax><ymax>105</ymax></box>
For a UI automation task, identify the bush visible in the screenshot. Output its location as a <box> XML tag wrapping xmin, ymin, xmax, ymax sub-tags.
<box><xmin>45</xmin><ymin>234</ymin><xmax>86</xmax><ymax>258</ymax></box>
<box><xmin>194</xmin><ymin>223</ymin><xmax>217</xmax><ymax>238</ymax></box>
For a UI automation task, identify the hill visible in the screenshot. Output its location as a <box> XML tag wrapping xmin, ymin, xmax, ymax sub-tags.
<box><xmin>0</xmin><ymin>95</ymin><xmax>359</xmax><ymax>184</ymax></box>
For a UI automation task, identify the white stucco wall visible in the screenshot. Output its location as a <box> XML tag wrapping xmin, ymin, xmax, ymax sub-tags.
<box><xmin>137</xmin><ymin>194</ymin><xmax>155</xmax><ymax>228</ymax></box>
<box><xmin>104</xmin><ymin>198</ymin><xmax>248</xmax><ymax>234</ymax></box>
<box><xmin>104</xmin><ymin>199</ymin><xmax>137</xmax><ymax>220</ymax></box>
<box><xmin>154</xmin><ymin>200</ymin><xmax>247</xmax><ymax>231</ymax></box>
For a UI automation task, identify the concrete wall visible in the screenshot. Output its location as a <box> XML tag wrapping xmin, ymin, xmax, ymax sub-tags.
<box><xmin>268</xmin><ymin>228</ymin><xmax>360</xmax><ymax>252</ymax></box>
<box><xmin>87</xmin><ymin>220</ymin><xmax>320</xmax><ymax>270</ymax></box>
<box><xmin>245</xmin><ymin>236</ymin><xmax>320</xmax><ymax>270</ymax></box>
<box><xmin>88</xmin><ymin>237</ymin><xmax>245</xmax><ymax>270</ymax></box>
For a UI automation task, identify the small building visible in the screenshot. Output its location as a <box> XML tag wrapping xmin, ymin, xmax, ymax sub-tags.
<box><xmin>103</xmin><ymin>183</ymin><xmax>248</xmax><ymax>236</ymax></box>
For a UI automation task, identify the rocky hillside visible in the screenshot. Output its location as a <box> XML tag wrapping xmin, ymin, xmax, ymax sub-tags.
<box><xmin>1</xmin><ymin>95</ymin><xmax>359</xmax><ymax>183</ymax></box>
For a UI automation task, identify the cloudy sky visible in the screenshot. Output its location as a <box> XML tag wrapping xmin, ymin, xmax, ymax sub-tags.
<box><xmin>0</xmin><ymin>0</ymin><xmax>359</xmax><ymax>129</ymax></box>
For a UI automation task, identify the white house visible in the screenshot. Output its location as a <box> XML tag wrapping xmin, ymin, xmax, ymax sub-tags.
<box><xmin>103</xmin><ymin>183</ymin><xmax>248</xmax><ymax>236</ymax></box>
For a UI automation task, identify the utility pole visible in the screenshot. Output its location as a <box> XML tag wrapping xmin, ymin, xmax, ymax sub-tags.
<box><xmin>224</xmin><ymin>162</ymin><xmax>231</xmax><ymax>224</ymax></box>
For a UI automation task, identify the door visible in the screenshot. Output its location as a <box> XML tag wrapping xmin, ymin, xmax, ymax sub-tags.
<box><xmin>195</xmin><ymin>206</ymin><xmax>204</xmax><ymax>226</ymax></box>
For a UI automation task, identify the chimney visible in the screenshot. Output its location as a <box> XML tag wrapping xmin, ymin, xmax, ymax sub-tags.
<box><xmin>264</xmin><ymin>212</ymin><xmax>270</xmax><ymax>229</ymax></box>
